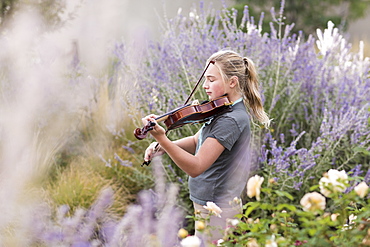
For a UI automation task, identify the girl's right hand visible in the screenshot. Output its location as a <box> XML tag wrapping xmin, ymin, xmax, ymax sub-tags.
<box><xmin>144</xmin><ymin>142</ymin><xmax>165</xmax><ymax>163</ymax></box>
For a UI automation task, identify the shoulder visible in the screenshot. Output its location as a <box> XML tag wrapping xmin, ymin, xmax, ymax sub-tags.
<box><xmin>204</xmin><ymin>103</ymin><xmax>250</xmax><ymax>150</ymax></box>
<box><xmin>215</xmin><ymin>101</ymin><xmax>250</xmax><ymax>129</ymax></box>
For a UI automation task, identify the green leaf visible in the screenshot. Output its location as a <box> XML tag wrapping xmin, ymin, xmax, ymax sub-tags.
<box><xmin>309</xmin><ymin>184</ymin><xmax>320</xmax><ymax>191</ymax></box>
<box><xmin>308</xmin><ymin>228</ymin><xmax>317</xmax><ymax>236</ymax></box>
<box><xmin>260</xmin><ymin>203</ymin><xmax>274</xmax><ymax>210</ymax></box>
<box><xmin>274</xmin><ymin>190</ymin><xmax>294</xmax><ymax>200</ymax></box>
<box><xmin>353</xmin><ymin>146</ymin><xmax>370</xmax><ymax>156</ymax></box>
<box><xmin>234</xmin><ymin>213</ymin><xmax>243</xmax><ymax>219</ymax></box>
<box><xmin>261</xmin><ymin>187</ymin><xmax>272</xmax><ymax>194</ymax></box>
<box><xmin>244</xmin><ymin>202</ymin><xmax>260</xmax><ymax>217</ymax></box>
<box><xmin>276</xmin><ymin>204</ymin><xmax>297</xmax><ymax>212</ymax></box>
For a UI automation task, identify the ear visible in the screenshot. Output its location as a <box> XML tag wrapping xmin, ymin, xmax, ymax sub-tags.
<box><xmin>228</xmin><ymin>76</ymin><xmax>239</xmax><ymax>89</ymax></box>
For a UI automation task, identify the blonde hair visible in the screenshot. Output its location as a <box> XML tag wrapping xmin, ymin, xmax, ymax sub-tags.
<box><xmin>207</xmin><ymin>50</ymin><xmax>270</xmax><ymax>127</ymax></box>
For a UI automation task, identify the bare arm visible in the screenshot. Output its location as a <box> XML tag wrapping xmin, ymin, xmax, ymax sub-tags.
<box><xmin>173</xmin><ymin>131</ymin><xmax>200</xmax><ymax>154</ymax></box>
<box><xmin>155</xmin><ymin>135</ymin><xmax>224</xmax><ymax>177</ymax></box>
<box><xmin>142</xmin><ymin>115</ymin><xmax>224</xmax><ymax>177</ymax></box>
<box><xmin>144</xmin><ymin>129</ymin><xmax>200</xmax><ymax>162</ymax></box>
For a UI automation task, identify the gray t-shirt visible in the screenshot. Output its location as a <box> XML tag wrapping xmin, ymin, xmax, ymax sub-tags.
<box><xmin>189</xmin><ymin>101</ymin><xmax>252</xmax><ymax>207</ymax></box>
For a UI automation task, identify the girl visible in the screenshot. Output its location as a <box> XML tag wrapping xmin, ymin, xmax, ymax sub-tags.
<box><xmin>142</xmin><ymin>50</ymin><xmax>270</xmax><ymax>242</ymax></box>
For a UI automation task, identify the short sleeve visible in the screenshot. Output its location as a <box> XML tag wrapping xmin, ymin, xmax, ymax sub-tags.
<box><xmin>206</xmin><ymin>116</ymin><xmax>241</xmax><ymax>151</ymax></box>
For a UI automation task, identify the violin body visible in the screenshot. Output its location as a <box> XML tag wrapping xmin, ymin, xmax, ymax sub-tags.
<box><xmin>134</xmin><ymin>95</ymin><xmax>233</xmax><ymax>140</ymax></box>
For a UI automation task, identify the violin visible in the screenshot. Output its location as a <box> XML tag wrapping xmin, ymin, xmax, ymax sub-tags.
<box><xmin>134</xmin><ymin>60</ymin><xmax>233</xmax><ymax>166</ymax></box>
<box><xmin>134</xmin><ymin>95</ymin><xmax>233</xmax><ymax>140</ymax></box>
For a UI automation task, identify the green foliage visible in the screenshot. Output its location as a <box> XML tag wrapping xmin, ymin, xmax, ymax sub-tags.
<box><xmin>190</xmin><ymin>172</ymin><xmax>370</xmax><ymax>246</ymax></box>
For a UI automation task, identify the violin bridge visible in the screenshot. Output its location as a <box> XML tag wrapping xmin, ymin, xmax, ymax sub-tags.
<box><xmin>224</xmin><ymin>101</ymin><xmax>233</xmax><ymax>106</ymax></box>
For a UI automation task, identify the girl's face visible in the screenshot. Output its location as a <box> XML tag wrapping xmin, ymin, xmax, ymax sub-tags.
<box><xmin>203</xmin><ymin>63</ymin><xmax>226</xmax><ymax>100</ymax></box>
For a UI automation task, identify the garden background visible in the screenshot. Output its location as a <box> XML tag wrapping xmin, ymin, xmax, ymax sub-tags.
<box><xmin>0</xmin><ymin>0</ymin><xmax>369</xmax><ymax>246</ymax></box>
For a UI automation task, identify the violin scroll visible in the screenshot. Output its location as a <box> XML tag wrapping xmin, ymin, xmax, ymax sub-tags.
<box><xmin>134</xmin><ymin>121</ymin><xmax>156</xmax><ymax>140</ymax></box>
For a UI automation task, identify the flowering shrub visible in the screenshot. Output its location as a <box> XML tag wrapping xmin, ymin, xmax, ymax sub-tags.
<box><xmin>112</xmin><ymin>0</ymin><xmax>370</xmax><ymax>203</ymax></box>
<box><xmin>181</xmin><ymin>169</ymin><xmax>370</xmax><ymax>246</ymax></box>
<box><xmin>112</xmin><ymin>6</ymin><xmax>370</xmax><ymax>246</ymax></box>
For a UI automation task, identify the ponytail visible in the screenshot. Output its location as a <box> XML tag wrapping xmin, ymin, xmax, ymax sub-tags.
<box><xmin>208</xmin><ymin>50</ymin><xmax>270</xmax><ymax>128</ymax></box>
<box><xmin>241</xmin><ymin>57</ymin><xmax>270</xmax><ymax>127</ymax></box>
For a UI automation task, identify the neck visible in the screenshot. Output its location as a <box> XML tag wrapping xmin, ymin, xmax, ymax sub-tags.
<box><xmin>227</xmin><ymin>92</ymin><xmax>243</xmax><ymax>102</ymax></box>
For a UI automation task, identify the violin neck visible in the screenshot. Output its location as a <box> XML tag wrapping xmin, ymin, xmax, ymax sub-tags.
<box><xmin>155</xmin><ymin>114</ymin><xmax>169</xmax><ymax>123</ymax></box>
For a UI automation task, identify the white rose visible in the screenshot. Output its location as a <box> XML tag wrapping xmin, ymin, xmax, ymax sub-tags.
<box><xmin>180</xmin><ymin>235</ymin><xmax>201</xmax><ymax>247</ymax></box>
<box><xmin>203</xmin><ymin>202</ymin><xmax>222</xmax><ymax>218</ymax></box>
<box><xmin>328</xmin><ymin>169</ymin><xmax>348</xmax><ymax>189</ymax></box>
<box><xmin>349</xmin><ymin>214</ymin><xmax>357</xmax><ymax>225</ymax></box>
<box><xmin>354</xmin><ymin>181</ymin><xmax>369</xmax><ymax>198</ymax></box>
<box><xmin>300</xmin><ymin>192</ymin><xmax>326</xmax><ymax>213</ymax></box>
<box><xmin>247</xmin><ymin>175</ymin><xmax>264</xmax><ymax>201</ymax></box>
<box><xmin>216</xmin><ymin>239</ymin><xmax>225</xmax><ymax>246</ymax></box>
<box><xmin>265</xmin><ymin>235</ymin><xmax>277</xmax><ymax>247</ymax></box>
<box><xmin>319</xmin><ymin>169</ymin><xmax>348</xmax><ymax>197</ymax></box>
<box><xmin>319</xmin><ymin>177</ymin><xmax>332</xmax><ymax>197</ymax></box>
<box><xmin>246</xmin><ymin>238</ymin><xmax>259</xmax><ymax>247</ymax></box>
<box><xmin>228</xmin><ymin>219</ymin><xmax>240</xmax><ymax>226</ymax></box>
<box><xmin>331</xmin><ymin>213</ymin><xmax>340</xmax><ymax>221</ymax></box>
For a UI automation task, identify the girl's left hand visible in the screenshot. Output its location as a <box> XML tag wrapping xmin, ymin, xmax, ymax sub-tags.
<box><xmin>141</xmin><ymin>114</ymin><xmax>166</xmax><ymax>139</ymax></box>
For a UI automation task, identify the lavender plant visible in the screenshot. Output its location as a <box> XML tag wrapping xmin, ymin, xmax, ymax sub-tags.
<box><xmin>113</xmin><ymin>0</ymin><xmax>370</xmax><ymax>205</ymax></box>
<box><xmin>22</xmin><ymin>161</ymin><xmax>183</xmax><ymax>247</ymax></box>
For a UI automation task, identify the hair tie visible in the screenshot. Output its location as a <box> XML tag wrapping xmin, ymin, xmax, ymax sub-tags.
<box><xmin>243</xmin><ymin>57</ymin><xmax>249</xmax><ymax>67</ymax></box>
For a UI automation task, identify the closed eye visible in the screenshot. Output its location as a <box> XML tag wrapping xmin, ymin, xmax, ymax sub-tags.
<box><xmin>206</xmin><ymin>76</ymin><xmax>216</xmax><ymax>82</ymax></box>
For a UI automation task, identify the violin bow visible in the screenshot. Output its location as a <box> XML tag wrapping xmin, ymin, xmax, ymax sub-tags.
<box><xmin>184</xmin><ymin>60</ymin><xmax>215</xmax><ymax>105</ymax></box>
<box><xmin>142</xmin><ymin>60</ymin><xmax>215</xmax><ymax>167</ymax></box>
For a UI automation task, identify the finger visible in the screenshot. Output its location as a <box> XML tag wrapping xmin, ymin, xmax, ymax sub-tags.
<box><xmin>141</xmin><ymin>115</ymin><xmax>157</xmax><ymax>125</ymax></box>
<box><xmin>141</xmin><ymin>117</ymin><xmax>149</xmax><ymax>125</ymax></box>
<box><xmin>144</xmin><ymin>148</ymin><xmax>152</xmax><ymax>162</ymax></box>
<box><xmin>144</xmin><ymin>142</ymin><xmax>157</xmax><ymax>161</ymax></box>
<box><xmin>144</xmin><ymin>154</ymin><xmax>151</xmax><ymax>162</ymax></box>
<box><xmin>147</xmin><ymin>120</ymin><xmax>157</xmax><ymax>132</ymax></box>
<box><xmin>146</xmin><ymin>114</ymin><xmax>157</xmax><ymax>121</ymax></box>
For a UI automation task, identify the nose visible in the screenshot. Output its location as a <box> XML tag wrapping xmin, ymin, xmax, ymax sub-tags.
<box><xmin>203</xmin><ymin>80</ymin><xmax>209</xmax><ymax>89</ymax></box>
